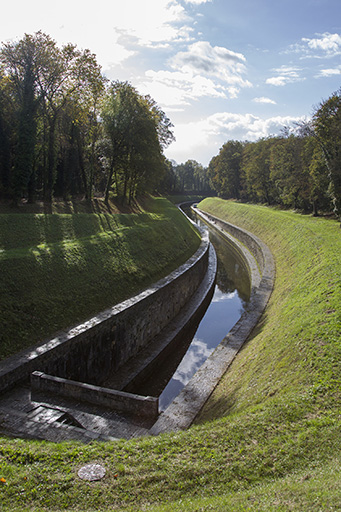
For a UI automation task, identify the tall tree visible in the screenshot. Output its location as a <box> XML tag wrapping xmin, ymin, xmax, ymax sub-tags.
<box><xmin>208</xmin><ymin>141</ymin><xmax>243</xmax><ymax>198</ymax></box>
<box><xmin>102</xmin><ymin>81</ymin><xmax>174</xmax><ymax>203</ymax></box>
<box><xmin>0</xmin><ymin>32</ymin><xmax>104</xmax><ymax>202</ymax></box>
<box><xmin>36</xmin><ymin>42</ymin><xmax>104</xmax><ymax>201</ymax></box>
<box><xmin>270</xmin><ymin>135</ymin><xmax>311</xmax><ymax>209</ymax></box>
<box><xmin>313</xmin><ymin>88</ymin><xmax>341</xmax><ymax>222</ymax></box>
<box><xmin>242</xmin><ymin>139</ymin><xmax>274</xmax><ymax>204</ymax></box>
<box><xmin>0</xmin><ymin>33</ymin><xmax>43</xmax><ymax>202</ymax></box>
<box><xmin>0</xmin><ymin>71</ymin><xmax>12</xmax><ymax>196</ymax></box>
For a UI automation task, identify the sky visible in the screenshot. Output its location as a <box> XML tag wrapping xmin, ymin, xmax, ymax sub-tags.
<box><xmin>1</xmin><ymin>0</ymin><xmax>340</xmax><ymax>166</ymax></box>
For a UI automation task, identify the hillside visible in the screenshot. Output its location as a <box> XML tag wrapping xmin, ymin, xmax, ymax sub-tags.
<box><xmin>0</xmin><ymin>196</ymin><xmax>201</xmax><ymax>359</ymax></box>
<box><xmin>0</xmin><ymin>198</ymin><xmax>340</xmax><ymax>511</ymax></box>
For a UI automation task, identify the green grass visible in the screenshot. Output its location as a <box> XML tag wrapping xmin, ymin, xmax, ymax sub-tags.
<box><xmin>165</xmin><ymin>194</ymin><xmax>206</xmax><ymax>205</ymax></box>
<box><xmin>0</xmin><ymin>198</ymin><xmax>340</xmax><ymax>511</ymax></box>
<box><xmin>0</xmin><ymin>196</ymin><xmax>200</xmax><ymax>359</ymax></box>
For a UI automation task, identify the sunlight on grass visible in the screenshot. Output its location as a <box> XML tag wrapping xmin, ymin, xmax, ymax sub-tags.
<box><xmin>0</xmin><ymin>197</ymin><xmax>200</xmax><ymax>359</ymax></box>
<box><xmin>0</xmin><ymin>198</ymin><xmax>339</xmax><ymax>511</ymax></box>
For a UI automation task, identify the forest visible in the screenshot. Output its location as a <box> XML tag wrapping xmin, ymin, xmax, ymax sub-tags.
<box><xmin>208</xmin><ymin>92</ymin><xmax>341</xmax><ymax>220</ymax></box>
<box><xmin>0</xmin><ymin>32</ymin><xmax>340</xmax><ymax>218</ymax></box>
<box><xmin>0</xmin><ymin>32</ymin><xmax>176</xmax><ymax>205</ymax></box>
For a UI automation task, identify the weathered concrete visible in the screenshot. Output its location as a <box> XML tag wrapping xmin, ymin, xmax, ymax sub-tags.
<box><xmin>0</xmin><ymin>384</ymin><xmax>150</xmax><ymax>442</ymax></box>
<box><xmin>150</xmin><ymin>207</ymin><xmax>275</xmax><ymax>435</ymax></box>
<box><xmin>0</xmin><ymin>211</ymin><xmax>217</xmax><ymax>441</ymax></box>
<box><xmin>31</xmin><ymin>371</ymin><xmax>159</xmax><ymax>419</ymax></box>
<box><xmin>105</xmin><ymin>242</ymin><xmax>216</xmax><ymax>393</ymax></box>
<box><xmin>0</xmin><ymin>206</ymin><xmax>273</xmax><ymax>441</ymax></box>
<box><xmin>0</xmin><ymin>228</ymin><xmax>211</xmax><ymax>394</ymax></box>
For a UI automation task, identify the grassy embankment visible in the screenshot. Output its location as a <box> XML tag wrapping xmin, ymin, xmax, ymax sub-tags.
<box><xmin>0</xmin><ymin>197</ymin><xmax>340</xmax><ymax>511</ymax></box>
<box><xmin>0</xmin><ymin>196</ymin><xmax>201</xmax><ymax>359</ymax></box>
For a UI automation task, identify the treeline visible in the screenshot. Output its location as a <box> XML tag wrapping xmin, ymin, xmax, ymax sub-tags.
<box><xmin>208</xmin><ymin>88</ymin><xmax>341</xmax><ymax>220</ymax></box>
<box><xmin>2</xmin><ymin>32</ymin><xmax>339</xmax><ymax>215</ymax></box>
<box><xmin>162</xmin><ymin>159</ymin><xmax>212</xmax><ymax>195</ymax></box>
<box><xmin>0</xmin><ymin>32</ymin><xmax>175</xmax><ymax>204</ymax></box>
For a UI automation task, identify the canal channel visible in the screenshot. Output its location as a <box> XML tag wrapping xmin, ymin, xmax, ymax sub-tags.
<box><xmin>138</xmin><ymin>207</ymin><xmax>251</xmax><ymax>412</ymax></box>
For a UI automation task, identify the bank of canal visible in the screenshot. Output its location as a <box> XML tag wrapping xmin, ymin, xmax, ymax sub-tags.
<box><xmin>139</xmin><ymin>208</ymin><xmax>251</xmax><ymax>411</ymax></box>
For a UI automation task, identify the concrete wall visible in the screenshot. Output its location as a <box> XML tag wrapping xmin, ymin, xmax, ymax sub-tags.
<box><xmin>0</xmin><ymin>232</ymin><xmax>211</xmax><ymax>394</ymax></box>
<box><xmin>197</xmin><ymin>210</ymin><xmax>266</xmax><ymax>274</ymax></box>
<box><xmin>31</xmin><ymin>371</ymin><xmax>158</xmax><ymax>419</ymax></box>
<box><xmin>151</xmin><ymin>208</ymin><xmax>275</xmax><ymax>434</ymax></box>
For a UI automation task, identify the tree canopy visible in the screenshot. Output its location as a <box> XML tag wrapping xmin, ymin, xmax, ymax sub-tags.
<box><xmin>207</xmin><ymin>90</ymin><xmax>341</xmax><ymax>222</ymax></box>
<box><xmin>101</xmin><ymin>81</ymin><xmax>174</xmax><ymax>204</ymax></box>
<box><xmin>0</xmin><ymin>32</ymin><xmax>174</xmax><ymax>204</ymax></box>
<box><xmin>1</xmin><ymin>32</ymin><xmax>340</xmax><ymax>218</ymax></box>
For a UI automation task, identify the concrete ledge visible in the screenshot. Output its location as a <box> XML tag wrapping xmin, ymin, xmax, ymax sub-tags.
<box><xmin>150</xmin><ymin>208</ymin><xmax>275</xmax><ymax>435</ymax></box>
<box><xmin>0</xmin><ymin>227</ymin><xmax>211</xmax><ymax>394</ymax></box>
<box><xmin>106</xmin><ymin>244</ymin><xmax>217</xmax><ymax>394</ymax></box>
<box><xmin>31</xmin><ymin>371</ymin><xmax>158</xmax><ymax>420</ymax></box>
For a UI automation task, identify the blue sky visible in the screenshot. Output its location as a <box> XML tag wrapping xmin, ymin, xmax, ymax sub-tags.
<box><xmin>1</xmin><ymin>0</ymin><xmax>340</xmax><ymax>165</ymax></box>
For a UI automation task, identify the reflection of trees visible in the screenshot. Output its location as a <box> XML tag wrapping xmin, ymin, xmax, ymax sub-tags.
<box><xmin>209</xmin><ymin>230</ymin><xmax>251</xmax><ymax>303</ymax></box>
<box><xmin>186</xmin><ymin>208</ymin><xmax>251</xmax><ymax>301</ymax></box>
<box><xmin>216</xmin><ymin>260</ymin><xmax>235</xmax><ymax>294</ymax></box>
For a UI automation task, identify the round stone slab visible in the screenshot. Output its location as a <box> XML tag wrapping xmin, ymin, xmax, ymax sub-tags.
<box><xmin>78</xmin><ymin>464</ymin><xmax>106</xmax><ymax>481</ymax></box>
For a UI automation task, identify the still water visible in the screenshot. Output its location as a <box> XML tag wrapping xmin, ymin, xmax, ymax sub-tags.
<box><xmin>138</xmin><ymin>209</ymin><xmax>251</xmax><ymax>411</ymax></box>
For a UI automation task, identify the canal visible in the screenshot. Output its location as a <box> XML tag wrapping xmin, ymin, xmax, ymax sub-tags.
<box><xmin>137</xmin><ymin>207</ymin><xmax>251</xmax><ymax>412</ymax></box>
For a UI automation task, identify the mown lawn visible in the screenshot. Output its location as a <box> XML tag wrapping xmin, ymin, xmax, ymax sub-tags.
<box><xmin>0</xmin><ymin>198</ymin><xmax>340</xmax><ymax>511</ymax></box>
<box><xmin>0</xmin><ymin>196</ymin><xmax>201</xmax><ymax>359</ymax></box>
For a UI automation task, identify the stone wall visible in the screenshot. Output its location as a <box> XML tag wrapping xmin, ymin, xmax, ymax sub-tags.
<box><xmin>198</xmin><ymin>210</ymin><xmax>266</xmax><ymax>273</ymax></box>
<box><xmin>31</xmin><ymin>371</ymin><xmax>159</xmax><ymax>419</ymax></box>
<box><xmin>151</xmin><ymin>207</ymin><xmax>275</xmax><ymax>434</ymax></box>
<box><xmin>0</xmin><ymin>232</ymin><xmax>210</xmax><ymax>394</ymax></box>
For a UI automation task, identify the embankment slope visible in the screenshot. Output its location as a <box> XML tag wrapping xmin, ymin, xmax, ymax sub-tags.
<box><xmin>0</xmin><ymin>198</ymin><xmax>340</xmax><ymax>511</ymax></box>
<box><xmin>0</xmin><ymin>197</ymin><xmax>200</xmax><ymax>359</ymax></box>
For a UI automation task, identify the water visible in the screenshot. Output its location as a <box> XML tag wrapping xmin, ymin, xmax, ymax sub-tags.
<box><xmin>136</xmin><ymin>208</ymin><xmax>251</xmax><ymax>411</ymax></box>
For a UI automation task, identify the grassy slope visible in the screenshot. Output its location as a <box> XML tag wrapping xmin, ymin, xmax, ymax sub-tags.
<box><xmin>0</xmin><ymin>198</ymin><xmax>340</xmax><ymax>511</ymax></box>
<box><xmin>0</xmin><ymin>196</ymin><xmax>201</xmax><ymax>359</ymax></box>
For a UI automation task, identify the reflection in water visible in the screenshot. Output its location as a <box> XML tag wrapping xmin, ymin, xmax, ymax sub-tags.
<box><xmin>138</xmin><ymin>207</ymin><xmax>251</xmax><ymax>412</ymax></box>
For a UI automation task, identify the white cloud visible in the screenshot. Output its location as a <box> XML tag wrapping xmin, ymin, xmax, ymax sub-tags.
<box><xmin>138</xmin><ymin>69</ymin><xmax>227</xmax><ymax>107</ymax></box>
<box><xmin>136</xmin><ymin>39</ymin><xmax>252</xmax><ymax>107</ymax></box>
<box><xmin>288</xmin><ymin>32</ymin><xmax>341</xmax><ymax>58</ymax></box>
<box><xmin>266</xmin><ymin>66</ymin><xmax>304</xmax><ymax>86</ymax></box>
<box><xmin>169</xmin><ymin>41</ymin><xmax>251</xmax><ymax>95</ymax></box>
<box><xmin>171</xmin><ymin>41</ymin><xmax>246</xmax><ymax>76</ymax></box>
<box><xmin>166</xmin><ymin>112</ymin><xmax>305</xmax><ymax>165</ymax></box>
<box><xmin>317</xmin><ymin>66</ymin><xmax>341</xmax><ymax>78</ymax></box>
<box><xmin>302</xmin><ymin>32</ymin><xmax>341</xmax><ymax>56</ymax></box>
<box><xmin>184</xmin><ymin>0</ymin><xmax>212</xmax><ymax>4</ymax></box>
<box><xmin>266</xmin><ymin>77</ymin><xmax>288</xmax><ymax>86</ymax></box>
<box><xmin>0</xmin><ymin>0</ymin><xmax>190</xmax><ymax>68</ymax></box>
<box><xmin>253</xmin><ymin>97</ymin><xmax>276</xmax><ymax>104</ymax></box>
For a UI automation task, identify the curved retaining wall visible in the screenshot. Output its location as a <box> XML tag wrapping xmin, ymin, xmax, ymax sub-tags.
<box><xmin>0</xmin><ymin>231</ymin><xmax>211</xmax><ymax>395</ymax></box>
<box><xmin>150</xmin><ymin>207</ymin><xmax>275</xmax><ymax>435</ymax></box>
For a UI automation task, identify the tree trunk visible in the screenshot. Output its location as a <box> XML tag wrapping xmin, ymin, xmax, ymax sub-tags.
<box><xmin>44</xmin><ymin>115</ymin><xmax>57</xmax><ymax>202</ymax></box>
<box><xmin>104</xmin><ymin>160</ymin><xmax>114</xmax><ymax>203</ymax></box>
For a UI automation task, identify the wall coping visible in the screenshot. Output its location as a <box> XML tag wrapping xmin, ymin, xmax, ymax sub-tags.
<box><xmin>150</xmin><ymin>207</ymin><xmax>275</xmax><ymax>435</ymax></box>
<box><xmin>31</xmin><ymin>371</ymin><xmax>159</xmax><ymax>419</ymax></box>
<box><xmin>0</xmin><ymin>230</ymin><xmax>211</xmax><ymax>394</ymax></box>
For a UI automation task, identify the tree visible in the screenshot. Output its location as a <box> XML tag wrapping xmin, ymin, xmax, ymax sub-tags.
<box><xmin>313</xmin><ymin>88</ymin><xmax>341</xmax><ymax>222</ymax></box>
<box><xmin>0</xmin><ymin>33</ymin><xmax>44</xmax><ymax>201</ymax></box>
<box><xmin>0</xmin><ymin>71</ymin><xmax>13</xmax><ymax>196</ymax></box>
<box><xmin>242</xmin><ymin>138</ymin><xmax>275</xmax><ymax>205</ymax></box>
<box><xmin>301</xmin><ymin>136</ymin><xmax>329</xmax><ymax>216</ymax></box>
<box><xmin>102</xmin><ymin>81</ymin><xmax>174</xmax><ymax>203</ymax></box>
<box><xmin>208</xmin><ymin>141</ymin><xmax>244</xmax><ymax>198</ymax></box>
<box><xmin>158</xmin><ymin>159</ymin><xmax>178</xmax><ymax>193</ymax></box>
<box><xmin>270</xmin><ymin>135</ymin><xmax>311</xmax><ymax>209</ymax></box>
<box><xmin>36</xmin><ymin>41</ymin><xmax>104</xmax><ymax>201</ymax></box>
<box><xmin>0</xmin><ymin>32</ymin><xmax>105</xmax><ymax>202</ymax></box>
